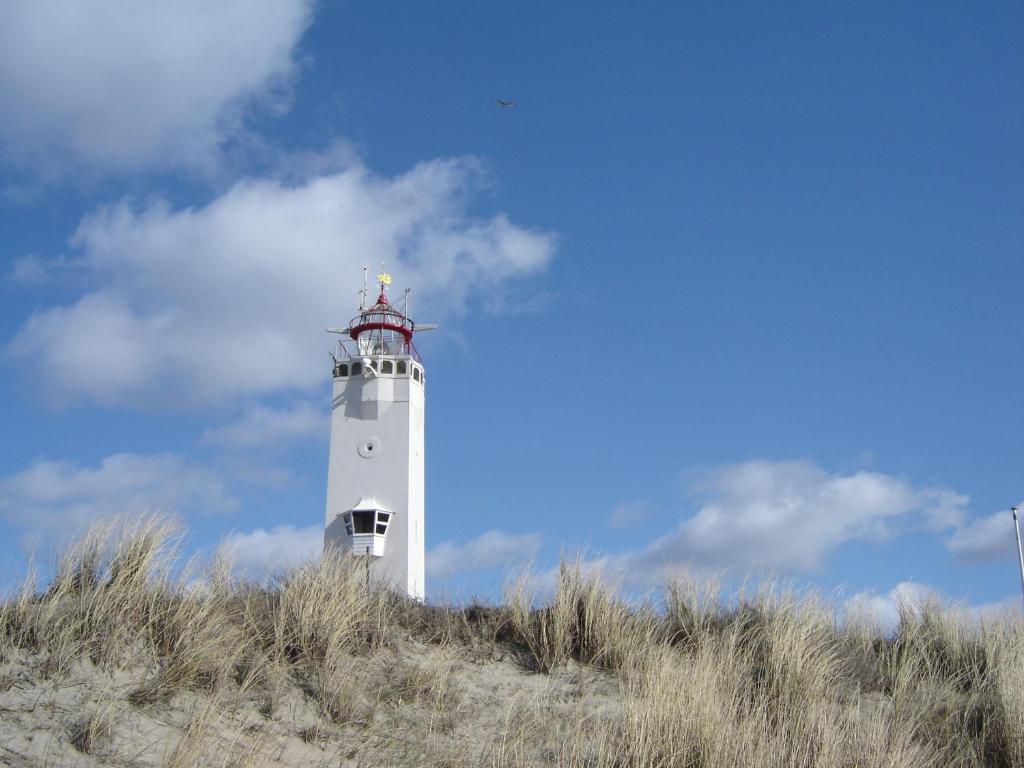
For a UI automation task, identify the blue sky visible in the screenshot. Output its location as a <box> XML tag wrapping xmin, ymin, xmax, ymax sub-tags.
<box><xmin>1</xmin><ymin>2</ymin><xmax>1022</xmax><ymax>617</ymax></box>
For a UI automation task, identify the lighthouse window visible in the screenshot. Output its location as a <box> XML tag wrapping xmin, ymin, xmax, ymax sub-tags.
<box><xmin>413</xmin><ymin>367</ymin><xmax>421</xmax><ymax>383</ymax></box>
<box><xmin>342</xmin><ymin>512</ymin><xmax>353</xmax><ymax>536</ymax></box>
<box><xmin>381</xmin><ymin>360</ymin><xmax>393</xmax><ymax>374</ymax></box>
<box><xmin>375</xmin><ymin>510</ymin><xmax>391</xmax><ymax>535</ymax></box>
<box><xmin>396</xmin><ymin>360</ymin><xmax>407</xmax><ymax>375</ymax></box>
<box><xmin>338</xmin><ymin>364</ymin><xmax>349</xmax><ymax>377</ymax></box>
<box><xmin>351</xmin><ymin>510</ymin><xmax>374</xmax><ymax>534</ymax></box>
<box><xmin>351</xmin><ymin>362</ymin><xmax>362</xmax><ymax>376</ymax></box>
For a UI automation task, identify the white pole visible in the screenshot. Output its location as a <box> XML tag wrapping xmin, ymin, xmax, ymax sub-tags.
<box><xmin>1013</xmin><ymin>507</ymin><xmax>1024</xmax><ymax>609</ymax></box>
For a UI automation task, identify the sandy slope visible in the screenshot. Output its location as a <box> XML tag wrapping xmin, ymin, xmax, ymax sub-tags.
<box><xmin>0</xmin><ymin>638</ymin><xmax>621</xmax><ymax>767</ymax></box>
<box><xmin>4</xmin><ymin>520</ymin><xmax>1020</xmax><ymax>767</ymax></box>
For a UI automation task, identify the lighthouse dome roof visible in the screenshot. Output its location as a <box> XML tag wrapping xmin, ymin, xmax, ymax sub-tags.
<box><xmin>350</xmin><ymin>496</ymin><xmax>391</xmax><ymax>513</ymax></box>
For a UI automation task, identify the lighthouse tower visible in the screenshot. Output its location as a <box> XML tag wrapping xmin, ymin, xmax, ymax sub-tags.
<box><xmin>324</xmin><ymin>270</ymin><xmax>430</xmax><ymax>599</ymax></box>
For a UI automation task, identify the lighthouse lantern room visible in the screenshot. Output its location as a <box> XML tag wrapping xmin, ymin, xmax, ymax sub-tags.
<box><xmin>324</xmin><ymin>269</ymin><xmax>431</xmax><ymax>599</ymax></box>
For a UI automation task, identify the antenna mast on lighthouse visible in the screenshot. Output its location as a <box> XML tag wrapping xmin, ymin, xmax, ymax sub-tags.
<box><xmin>359</xmin><ymin>266</ymin><xmax>368</xmax><ymax>310</ymax></box>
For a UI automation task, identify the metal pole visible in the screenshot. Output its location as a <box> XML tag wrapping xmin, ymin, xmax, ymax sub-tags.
<box><xmin>1013</xmin><ymin>507</ymin><xmax>1024</xmax><ymax>609</ymax></box>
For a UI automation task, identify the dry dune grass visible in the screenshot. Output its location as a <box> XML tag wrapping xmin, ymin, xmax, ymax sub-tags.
<box><xmin>1</xmin><ymin>515</ymin><xmax>1022</xmax><ymax>767</ymax></box>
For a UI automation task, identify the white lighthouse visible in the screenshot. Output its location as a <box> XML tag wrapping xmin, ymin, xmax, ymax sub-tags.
<box><xmin>324</xmin><ymin>270</ymin><xmax>431</xmax><ymax>599</ymax></box>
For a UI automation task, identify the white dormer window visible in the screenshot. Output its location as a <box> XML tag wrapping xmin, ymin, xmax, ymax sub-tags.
<box><xmin>342</xmin><ymin>498</ymin><xmax>393</xmax><ymax>557</ymax></box>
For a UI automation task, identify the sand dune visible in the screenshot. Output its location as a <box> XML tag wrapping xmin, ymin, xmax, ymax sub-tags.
<box><xmin>1</xmin><ymin>516</ymin><xmax>1021</xmax><ymax>767</ymax></box>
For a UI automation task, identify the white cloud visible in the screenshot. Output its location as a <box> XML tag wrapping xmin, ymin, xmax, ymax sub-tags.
<box><xmin>427</xmin><ymin>529</ymin><xmax>543</xmax><ymax>581</ymax></box>
<box><xmin>843</xmin><ymin>581</ymin><xmax>938</xmax><ymax>634</ymax></box>
<box><xmin>844</xmin><ymin>582</ymin><xmax>1022</xmax><ymax>634</ymax></box>
<box><xmin>608</xmin><ymin>500</ymin><xmax>654</xmax><ymax>529</ymax></box>
<box><xmin>0</xmin><ymin>0</ymin><xmax>313</xmax><ymax>175</ymax></box>
<box><xmin>0</xmin><ymin>452</ymin><xmax>237</xmax><ymax>542</ymax></box>
<box><xmin>946</xmin><ymin>509</ymin><xmax>1021</xmax><ymax>562</ymax></box>
<box><xmin>8</xmin><ymin>159</ymin><xmax>555</xmax><ymax>405</ymax></box>
<box><xmin>970</xmin><ymin>594</ymin><xmax>1024</xmax><ymax>621</ymax></box>
<box><xmin>201</xmin><ymin>401</ymin><xmax>325</xmax><ymax>449</ymax></box>
<box><xmin>596</xmin><ymin>461</ymin><xmax>968</xmax><ymax>586</ymax></box>
<box><xmin>663</xmin><ymin>461</ymin><xmax>965</xmax><ymax>571</ymax></box>
<box><xmin>5</xmin><ymin>255</ymin><xmax>52</xmax><ymax>285</ymax></box>
<box><xmin>222</xmin><ymin>524</ymin><xmax>321</xmax><ymax>580</ymax></box>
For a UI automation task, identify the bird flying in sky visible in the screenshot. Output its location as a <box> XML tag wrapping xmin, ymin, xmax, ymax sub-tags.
<box><xmin>496</xmin><ymin>99</ymin><xmax>517</xmax><ymax>108</ymax></box>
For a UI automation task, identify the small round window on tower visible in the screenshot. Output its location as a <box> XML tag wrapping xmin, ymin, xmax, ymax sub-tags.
<box><xmin>357</xmin><ymin>437</ymin><xmax>381</xmax><ymax>458</ymax></box>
